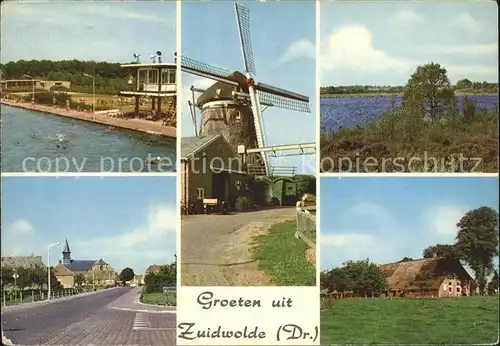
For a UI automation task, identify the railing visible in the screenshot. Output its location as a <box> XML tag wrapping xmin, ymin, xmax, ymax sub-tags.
<box><xmin>295</xmin><ymin>205</ymin><xmax>316</xmax><ymax>248</ymax></box>
<box><xmin>1</xmin><ymin>287</ymin><xmax>92</xmax><ymax>307</ymax></box>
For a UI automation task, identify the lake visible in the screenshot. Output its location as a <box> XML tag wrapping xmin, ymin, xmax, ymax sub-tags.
<box><xmin>320</xmin><ymin>94</ymin><xmax>499</xmax><ymax>133</ymax></box>
<box><xmin>1</xmin><ymin>105</ymin><xmax>177</xmax><ymax>172</ymax></box>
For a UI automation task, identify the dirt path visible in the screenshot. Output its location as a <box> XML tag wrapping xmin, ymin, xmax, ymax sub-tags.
<box><xmin>181</xmin><ymin>207</ymin><xmax>296</xmax><ymax>286</ymax></box>
<box><xmin>1</xmin><ymin>99</ymin><xmax>176</xmax><ymax>138</ymax></box>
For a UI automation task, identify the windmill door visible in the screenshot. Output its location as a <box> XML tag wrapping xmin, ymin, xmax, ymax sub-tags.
<box><xmin>212</xmin><ymin>171</ymin><xmax>230</xmax><ymax>202</ymax></box>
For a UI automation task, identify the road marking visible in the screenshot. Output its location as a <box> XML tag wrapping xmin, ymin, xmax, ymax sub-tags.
<box><xmin>133</xmin><ymin>312</ymin><xmax>151</xmax><ymax>330</ymax></box>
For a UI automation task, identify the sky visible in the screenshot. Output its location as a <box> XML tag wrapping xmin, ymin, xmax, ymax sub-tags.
<box><xmin>320</xmin><ymin>0</ymin><xmax>499</xmax><ymax>86</ymax></box>
<box><xmin>0</xmin><ymin>0</ymin><xmax>176</xmax><ymax>63</ymax></box>
<box><xmin>180</xmin><ymin>1</ymin><xmax>316</xmax><ymax>174</ymax></box>
<box><xmin>320</xmin><ymin>177</ymin><xmax>499</xmax><ymax>272</ymax></box>
<box><xmin>1</xmin><ymin>176</ymin><xmax>177</xmax><ymax>275</ymax></box>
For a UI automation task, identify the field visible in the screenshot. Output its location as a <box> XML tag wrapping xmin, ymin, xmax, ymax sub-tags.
<box><xmin>252</xmin><ymin>220</ymin><xmax>316</xmax><ymax>286</ymax></box>
<box><xmin>321</xmin><ymin>296</ymin><xmax>499</xmax><ymax>344</ymax></box>
<box><xmin>320</xmin><ymin>94</ymin><xmax>499</xmax><ymax>133</ymax></box>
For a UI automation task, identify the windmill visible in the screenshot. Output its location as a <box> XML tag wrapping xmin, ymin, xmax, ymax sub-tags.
<box><xmin>179</xmin><ymin>0</ymin><xmax>311</xmax><ymax>175</ymax></box>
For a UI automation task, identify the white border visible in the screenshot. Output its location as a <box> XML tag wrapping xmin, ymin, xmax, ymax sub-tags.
<box><xmin>315</xmin><ymin>0</ymin><xmax>321</xmax><ymax>290</ymax></box>
<box><xmin>176</xmin><ymin>0</ymin><xmax>182</xmax><ymax>301</ymax></box>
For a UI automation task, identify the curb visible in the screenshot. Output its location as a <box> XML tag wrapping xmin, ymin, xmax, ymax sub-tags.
<box><xmin>109</xmin><ymin>306</ymin><xmax>176</xmax><ymax>314</ymax></box>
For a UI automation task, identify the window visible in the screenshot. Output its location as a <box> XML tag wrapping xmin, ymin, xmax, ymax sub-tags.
<box><xmin>169</xmin><ymin>70</ymin><xmax>176</xmax><ymax>84</ymax></box>
<box><xmin>197</xmin><ymin>188</ymin><xmax>204</xmax><ymax>199</ymax></box>
<box><xmin>99</xmin><ymin>265</ymin><xmax>103</xmax><ymax>271</ymax></box>
<box><xmin>148</xmin><ymin>69</ymin><xmax>158</xmax><ymax>84</ymax></box>
<box><xmin>448</xmin><ymin>287</ymin><xmax>452</xmax><ymax>292</ymax></box>
<box><xmin>456</xmin><ymin>287</ymin><xmax>461</xmax><ymax>293</ymax></box>
<box><xmin>139</xmin><ymin>70</ymin><xmax>147</xmax><ymax>84</ymax></box>
<box><xmin>161</xmin><ymin>70</ymin><xmax>169</xmax><ymax>85</ymax></box>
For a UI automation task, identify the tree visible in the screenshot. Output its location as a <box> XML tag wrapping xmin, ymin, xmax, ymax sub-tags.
<box><xmin>423</xmin><ymin>244</ymin><xmax>458</xmax><ymax>260</ymax></box>
<box><xmin>322</xmin><ymin>260</ymin><xmax>387</xmax><ymax>296</ymax></box>
<box><xmin>455</xmin><ymin>206</ymin><xmax>499</xmax><ymax>295</ymax></box>
<box><xmin>487</xmin><ymin>269</ymin><xmax>499</xmax><ymax>295</ymax></box>
<box><xmin>403</xmin><ymin>62</ymin><xmax>455</xmax><ymax>120</ymax></box>
<box><xmin>119</xmin><ymin>267</ymin><xmax>135</xmax><ymax>283</ymax></box>
<box><xmin>30</xmin><ymin>265</ymin><xmax>47</xmax><ymax>290</ymax></box>
<box><xmin>1</xmin><ymin>266</ymin><xmax>14</xmax><ymax>290</ymax></box>
<box><xmin>74</xmin><ymin>273</ymin><xmax>85</xmax><ymax>287</ymax></box>
<box><xmin>456</xmin><ymin>78</ymin><xmax>473</xmax><ymax>90</ymax></box>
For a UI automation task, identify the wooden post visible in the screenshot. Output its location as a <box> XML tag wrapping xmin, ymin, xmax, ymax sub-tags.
<box><xmin>157</xmin><ymin>97</ymin><xmax>162</xmax><ymax>115</ymax></box>
<box><xmin>134</xmin><ymin>96</ymin><xmax>140</xmax><ymax>117</ymax></box>
<box><xmin>152</xmin><ymin>97</ymin><xmax>156</xmax><ymax>110</ymax></box>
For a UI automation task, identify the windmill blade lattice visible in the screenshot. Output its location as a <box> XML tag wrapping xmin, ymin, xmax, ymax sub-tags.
<box><xmin>235</xmin><ymin>2</ymin><xmax>256</xmax><ymax>76</ymax></box>
<box><xmin>180</xmin><ymin>55</ymin><xmax>237</xmax><ymax>84</ymax></box>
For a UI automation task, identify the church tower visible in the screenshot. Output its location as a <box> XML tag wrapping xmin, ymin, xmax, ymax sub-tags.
<box><xmin>62</xmin><ymin>238</ymin><xmax>71</xmax><ymax>266</ymax></box>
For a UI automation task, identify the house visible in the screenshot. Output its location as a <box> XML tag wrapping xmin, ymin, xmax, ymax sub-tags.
<box><xmin>1</xmin><ymin>79</ymin><xmax>71</xmax><ymax>90</ymax></box>
<box><xmin>1</xmin><ymin>255</ymin><xmax>45</xmax><ymax>269</ymax></box>
<box><xmin>145</xmin><ymin>265</ymin><xmax>163</xmax><ymax>276</ymax></box>
<box><xmin>127</xmin><ymin>274</ymin><xmax>144</xmax><ymax>286</ymax></box>
<box><xmin>53</xmin><ymin>239</ymin><xmax>116</xmax><ymax>289</ymax></box>
<box><xmin>180</xmin><ymin>134</ymin><xmax>250</xmax><ymax>212</ymax></box>
<box><xmin>379</xmin><ymin>255</ymin><xmax>475</xmax><ymax>297</ymax></box>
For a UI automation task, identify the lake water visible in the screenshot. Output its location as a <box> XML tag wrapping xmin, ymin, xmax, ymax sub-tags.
<box><xmin>1</xmin><ymin>105</ymin><xmax>176</xmax><ymax>172</ymax></box>
<box><xmin>320</xmin><ymin>94</ymin><xmax>499</xmax><ymax>133</ymax></box>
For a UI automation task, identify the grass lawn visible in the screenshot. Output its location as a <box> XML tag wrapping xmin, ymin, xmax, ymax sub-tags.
<box><xmin>141</xmin><ymin>292</ymin><xmax>176</xmax><ymax>306</ymax></box>
<box><xmin>321</xmin><ymin>296</ymin><xmax>499</xmax><ymax>344</ymax></box>
<box><xmin>252</xmin><ymin>220</ymin><xmax>315</xmax><ymax>286</ymax></box>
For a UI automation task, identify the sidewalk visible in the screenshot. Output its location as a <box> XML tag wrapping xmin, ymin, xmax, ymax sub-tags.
<box><xmin>108</xmin><ymin>287</ymin><xmax>176</xmax><ymax>314</ymax></box>
<box><xmin>1</xmin><ymin>99</ymin><xmax>176</xmax><ymax>138</ymax></box>
<box><xmin>1</xmin><ymin>287</ymin><xmax>119</xmax><ymax>313</ymax></box>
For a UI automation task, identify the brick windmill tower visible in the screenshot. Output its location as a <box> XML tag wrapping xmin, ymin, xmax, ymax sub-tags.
<box><xmin>179</xmin><ymin>0</ymin><xmax>310</xmax><ymax>175</ymax></box>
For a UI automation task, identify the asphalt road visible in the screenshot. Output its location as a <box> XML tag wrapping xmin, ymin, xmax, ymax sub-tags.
<box><xmin>2</xmin><ymin>287</ymin><xmax>176</xmax><ymax>345</ymax></box>
<box><xmin>181</xmin><ymin>207</ymin><xmax>296</xmax><ymax>286</ymax></box>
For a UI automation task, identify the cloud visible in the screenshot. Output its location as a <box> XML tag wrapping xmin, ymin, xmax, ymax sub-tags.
<box><xmin>453</xmin><ymin>13</ymin><xmax>483</xmax><ymax>33</ymax></box>
<box><xmin>3</xmin><ymin>2</ymin><xmax>175</xmax><ymax>29</ymax></box>
<box><xmin>421</xmin><ymin>204</ymin><xmax>468</xmax><ymax>236</ymax></box>
<box><xmin>348</xmin><ymin>201</ymin><xmax>391</xmax><ymax>221</ymax></box>
<box><xmin>1</xmin><ymin>219</ymin><xmax>41</xmax><ymax>257</ymax></box>
<box><xmin>320</xmin><ymin>25</ymin><xmax>414</xmax><ymax>75</ymax></box>
<box><xmin>390</xmin><ymin>9</ymin><xmax>425</xmax><ymax>27</ymax></box>
<box><xmin>277</xmin><ymin>39</ymin><xmax>315</xmax><ymax>65</ymax></box>
<box><xmin>424</xmin><ymin>43</ymin><xmax>498</xmax><ymax>57</ymax></box>
<box><xmin>75</xmin><ymin>203</ymin><xmax>177</xmax><ymax>273</ymax></box>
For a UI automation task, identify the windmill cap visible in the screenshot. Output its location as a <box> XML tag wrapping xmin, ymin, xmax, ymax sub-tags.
<box><xmin>197</xmin><ymin>71</ymin><xmax>249</xmax><ymax>107</ymax></box>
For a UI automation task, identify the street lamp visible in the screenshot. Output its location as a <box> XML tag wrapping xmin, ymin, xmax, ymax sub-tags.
<box><xmin>23</xmin><ymin>74</ymin><xmax>35</xmax><ymax>105</ymax></box>
<box><xmin>83</xmin><ymin>73</ymin><xmax>95</xmax><ymax>119</ymax></box>
<box><xmin>47</xmin><ymin>242</ymin><xmax>61</xmax><ymax>300</ymax></box>
<box><xmin>12</xmin><ymin>272</ymin><xmax>19</xmax><ymax>304</ymax></box>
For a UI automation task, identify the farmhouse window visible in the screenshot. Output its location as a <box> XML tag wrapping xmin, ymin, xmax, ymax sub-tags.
<box><xmin>148</xmin><ymin>70</ymin><xmax>158</xmax><ymax>84</ymax></box>
<box><xmin>197</xmin><ymin>188</ymin><xmax>205</xmax><ymax>199</ymax></box>
<box><xmin>456</xmin><ymin>287</ymin><xmax>460</xmax><ymax>293</ymax></box>
<box><xmin>448</xmin><ymin>287</ymin><xmax>452</xmax><ymax>292</ymax></box>
<box><xmin>99</xmin><ymin>265</ymin><xmax>103</xmax><ymax>271</ymax></box>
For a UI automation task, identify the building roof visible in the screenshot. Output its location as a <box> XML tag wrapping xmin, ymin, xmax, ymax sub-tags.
<box><xmin>1</xmin><ymin>255</ymin><xmax>45</xmax><ymax>269</ymax></box>
<box><xmin>181</xmin><ymin>134</ymin><xmax>221</xmax><ymax>158</ymax></box>
<box><xmin>54</xmin><ymin>262</ymin><xmax>74</xmax><ymax>277</ymax></box>
<box><xmin>65</xmin><ymin>260</ymin><xmax>97</xmax><ymax>272</ymax></box>
<box><xmin>380</xmin><ymin>257</ymin><xmax>473</xmax><ymax>290</ymax></box>
<box><xmin>120</xmin><ymin>63</ymin><xmax>176</xmax><ymax>68</ymax></box>
<box><xmin>145</xmin><ymin>265</ymin><xmax>163</xmax><ymax>275</ymax></box>
<box><xmin>196</xmin><ymin>71</ymin><xmax>248</xmax><ymax>107</ymax></box>
<box><xmin>63</xmin><ymin>239</ymin><xmax>70</xmax><ymax>253</ymax></box>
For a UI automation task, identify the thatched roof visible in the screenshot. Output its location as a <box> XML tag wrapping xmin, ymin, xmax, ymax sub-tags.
<box><xmin>380</xmin><ymin>257</ymin><xmax>473</xmax><ymax>290</ymax></box>
<box><xmin>196</xmin><ymin>71</ymin><xmax>248</xmax><ymax>107</ymax></box>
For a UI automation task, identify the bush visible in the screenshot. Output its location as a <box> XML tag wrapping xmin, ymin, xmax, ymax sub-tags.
<box><xmin>50</xmin><ymin>85</ymin><xmax>70</xmax><ymax>91</ymax></box>
<box><xmin>235</xmin><ymin>196</ymin><xmax>253</xmax><ymax>211</ymax></box>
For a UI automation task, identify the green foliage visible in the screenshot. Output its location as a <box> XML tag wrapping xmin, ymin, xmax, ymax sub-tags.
<box><xmin>398</xmin><ymin>257</ymin><xmax>414</xmax><ymax>262</ymax></box>
<box><xmin>322</xmin><ymin>259</ymin><xmax>388</xmax><ymax>296</ymax></box>
<box><xmin>1</xmin><ymin>266</ymin><xmax>15</xmax><ymax>289</ymax></box>
<box><xmin>455</xmin><ymin>206</ymin><xmax>499</xmax><ymax>295</ymax></box>
<box><xmin>487</xmin><ymin>269</ymin><xmax>499</xmax><ymax>295</ymax></box>
<box><xmin>0</xmin><ymin>59</ymin><xmax>132</xmax><ymax>93</ymax></box>
<box><xmin>422</xmin><ymin>244</ymin><xmax>459</xmax><ymax>260</ymax></box>
<box><xmin>119</xmin><ymin>267</ymin><xmax>135</xmax><ymax>283</ymax></box>
<box><xmin>74</xmin><ymin>273</ymin><xmax>86</xmax><ymax>286</ymax></box>
<box><xmin>293</xmin><ymin>174</ymin><xmax>316</xmax><ymax>196</ymax></box>
<box><xmin>456</xmin><ymin>78</ymin><xmax>473</xmax><ymax>90</ymax></box>
<box><xmin>143</xmin><ymin>260</ymin><xmax>176</xmax><ymax>293</ymax></box>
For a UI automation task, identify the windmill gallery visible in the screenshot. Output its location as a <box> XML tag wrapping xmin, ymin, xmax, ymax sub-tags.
<box><xmin>180</xmin><ymin>1</ymin><xmax>316</xmax><ymax>214</ymax></box>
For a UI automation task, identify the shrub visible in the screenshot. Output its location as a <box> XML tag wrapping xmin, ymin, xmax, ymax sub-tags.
<box><xmin>50</xmin><ymin>85</ymin><xmax>70</xmax><ymax>91</ymax></box>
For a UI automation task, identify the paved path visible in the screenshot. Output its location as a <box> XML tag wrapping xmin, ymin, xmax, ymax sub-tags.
<box><xmin>1</xmin><ymin>99</ymin><xmax>176</xmax><ymax>138</ymax></box>
<box><xmin>181</xmin><ymin>207</ymin><xmax>296</xmax><ymax>286</ymax></box>
<box><xmin>2</xmin><ymin>287</ymin><xmax>176</xmax><ymax>345</ymax></box>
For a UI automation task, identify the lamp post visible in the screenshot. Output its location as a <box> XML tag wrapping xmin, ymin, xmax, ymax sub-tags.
<box><xmin>12</xmin><ymin>272</ymin><xmax>19</xmax><ymax>304</ymax></box>
<box><xmin>83</xmin><ymin>73</ymin><xmax>95</xmax><ymax>119</ymax></box>
<box><xmin>47</xmin><ymin>242</ymin><xmax>61</xmax><ymax>300</ymax></box>
<box><xmin>23</xmin><ymin>74</ymin><xmax>35</xmax><ymax>105</ymax></box>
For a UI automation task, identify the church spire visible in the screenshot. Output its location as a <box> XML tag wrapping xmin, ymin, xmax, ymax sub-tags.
<box><xmin>62</xmin><ymin>238</ymin><xmax>71</xmax><ymax>265</ymax></box>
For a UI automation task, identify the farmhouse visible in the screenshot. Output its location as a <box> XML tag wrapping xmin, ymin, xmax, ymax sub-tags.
<box><xmin>53</xmin><ymin>239</ymin><xmax>116</xmax><ymax>289</ymax></box>
<box><xmin>180</xmin><ymin>134</ymin><xmax>250</xmax><ymax>213</ymax></box>
<box><xmin>1</xmin><ymin>255</ymin><xmax>45</xmax><ymax>269</ymax></box>
<box><xmin>380</xmin><ymin>255</ymin><xmax>474</xmax><ymax>297</ymax></box>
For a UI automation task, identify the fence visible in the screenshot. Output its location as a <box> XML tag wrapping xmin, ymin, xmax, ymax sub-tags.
<box><xmin>1</xmin><ymin>287</ymin><xmax>90</xmax><ymax>307</ymax></box>
<box><xmin>295</xmin><ymin>205</ymin><xmax>316</xmax><ymax>248</ymax></box>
